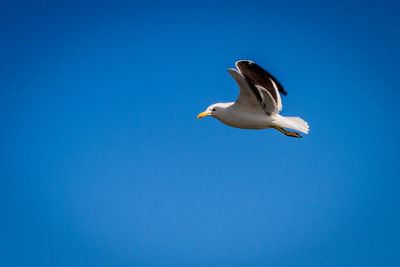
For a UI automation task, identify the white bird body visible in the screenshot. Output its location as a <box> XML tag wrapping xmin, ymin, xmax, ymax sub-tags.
<box><xmin>198</xmin><ymin>60</ymin><xmax>309</xmax><ymax>138</ymax></box>
<box><xmin>210</xmin><ymin>102</ymin><xmax>273</xmax><ymax>129</ymax></box>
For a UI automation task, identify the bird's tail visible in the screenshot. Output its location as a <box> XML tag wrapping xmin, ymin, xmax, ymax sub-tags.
<box><xmin>273</xmin><ymin>115</ymin><xmax>309</xmax><ymax>134</ymax></box>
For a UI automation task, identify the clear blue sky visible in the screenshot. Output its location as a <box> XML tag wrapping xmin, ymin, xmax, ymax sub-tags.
<box><xmin>1</xmin><ymin>0</ymin><xmax>399</xmax><ymax>266</ymax></box>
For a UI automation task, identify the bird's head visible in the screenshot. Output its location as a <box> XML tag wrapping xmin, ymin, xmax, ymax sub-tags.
<box><xmin>197</xmin><ymin>103</ymin><xmax>229</xmax><ymax>119</ymax></box>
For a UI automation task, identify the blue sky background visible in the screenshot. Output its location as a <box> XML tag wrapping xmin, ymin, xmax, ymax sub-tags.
<box><xmin>1</xmin><ymin>0</ymin><xmax>399</xmax><ymax>266</ymax></box>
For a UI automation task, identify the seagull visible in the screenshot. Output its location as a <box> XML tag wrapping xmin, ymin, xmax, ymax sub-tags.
<box><xmin>197</xmin><ymin>60</ymin><xmax>309</xmax><ymax>138</ymax></box>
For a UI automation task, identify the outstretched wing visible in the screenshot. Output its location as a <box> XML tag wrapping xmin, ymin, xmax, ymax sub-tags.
<box><xmin>235</xmin><ymin>60</ymin><xmax>286</xmax><ymax>111</ymax></box>
<box><xmin>227</xmin><ymin>68</ymin><xmax>278</xmax><ymax>115</ymax></box>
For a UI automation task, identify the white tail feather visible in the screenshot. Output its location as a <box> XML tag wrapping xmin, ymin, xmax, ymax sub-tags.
<box><xmin>274</xmin><ymin>115</ymin><xmax>309</xmax><ymax>134</ymax></box>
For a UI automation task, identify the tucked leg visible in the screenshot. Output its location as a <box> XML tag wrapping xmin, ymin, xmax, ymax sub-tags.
<box><xmin>273</xmin><ymin>127</ymin><xmax>302</xmax><ymax>138</ymax></box>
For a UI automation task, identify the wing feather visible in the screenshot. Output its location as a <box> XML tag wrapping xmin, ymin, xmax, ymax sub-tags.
<box><xmin>227</xmin><ymin>68</ymin><xmax>277</xmax><ymax>115</ymax></box>
<box><xmin>235</xmin><ymin>60</ymin><xmax>286</xmax><ymax>111</ymax></box>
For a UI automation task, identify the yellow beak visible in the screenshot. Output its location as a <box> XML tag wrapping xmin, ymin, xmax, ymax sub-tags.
<box><xmin>197</xmin><ymin>111</ymin><xmax>211</xmax><ymax>119</ymax></box>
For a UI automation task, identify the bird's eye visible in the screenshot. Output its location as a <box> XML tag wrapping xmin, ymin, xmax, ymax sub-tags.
<box><xmin>212</xmin><ymin>108</ymin><xmax>216</xmax><ymax>111</ymax></box>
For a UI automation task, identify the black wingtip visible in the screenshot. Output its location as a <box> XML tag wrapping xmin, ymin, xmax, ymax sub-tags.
<box><xmin>236</xmin><ymin>60</ymin><xmax>288</xmax><ymax>97</ymax></box>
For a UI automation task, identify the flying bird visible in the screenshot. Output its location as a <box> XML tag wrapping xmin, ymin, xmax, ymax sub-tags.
<box><xmin>197</xmin><ymin>60</ymin><xmax>309</xmax><ymax>138</ymax></box>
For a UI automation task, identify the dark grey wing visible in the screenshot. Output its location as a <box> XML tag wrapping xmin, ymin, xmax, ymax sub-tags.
<box><xmin>228</xmin><ymin>68</ymin><xmax>278</xmax><ymax>115</ymax></box>
<box><xmin>235</xmin><ymin>60</ymin><xmax>287</xmax><ymax>110</ymax></box>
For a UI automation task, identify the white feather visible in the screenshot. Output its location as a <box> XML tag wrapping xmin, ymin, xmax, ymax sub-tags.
<box><xmin>273</xmin><ymin>115</ymin><xmax>309</xmax><ymax>134</ymax></box>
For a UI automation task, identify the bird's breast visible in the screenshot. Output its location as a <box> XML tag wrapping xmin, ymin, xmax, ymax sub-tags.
<box><xmin>216</xmin><ymin>110</ymin><xmax>272</xmax><ymax>129</ymax></box>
